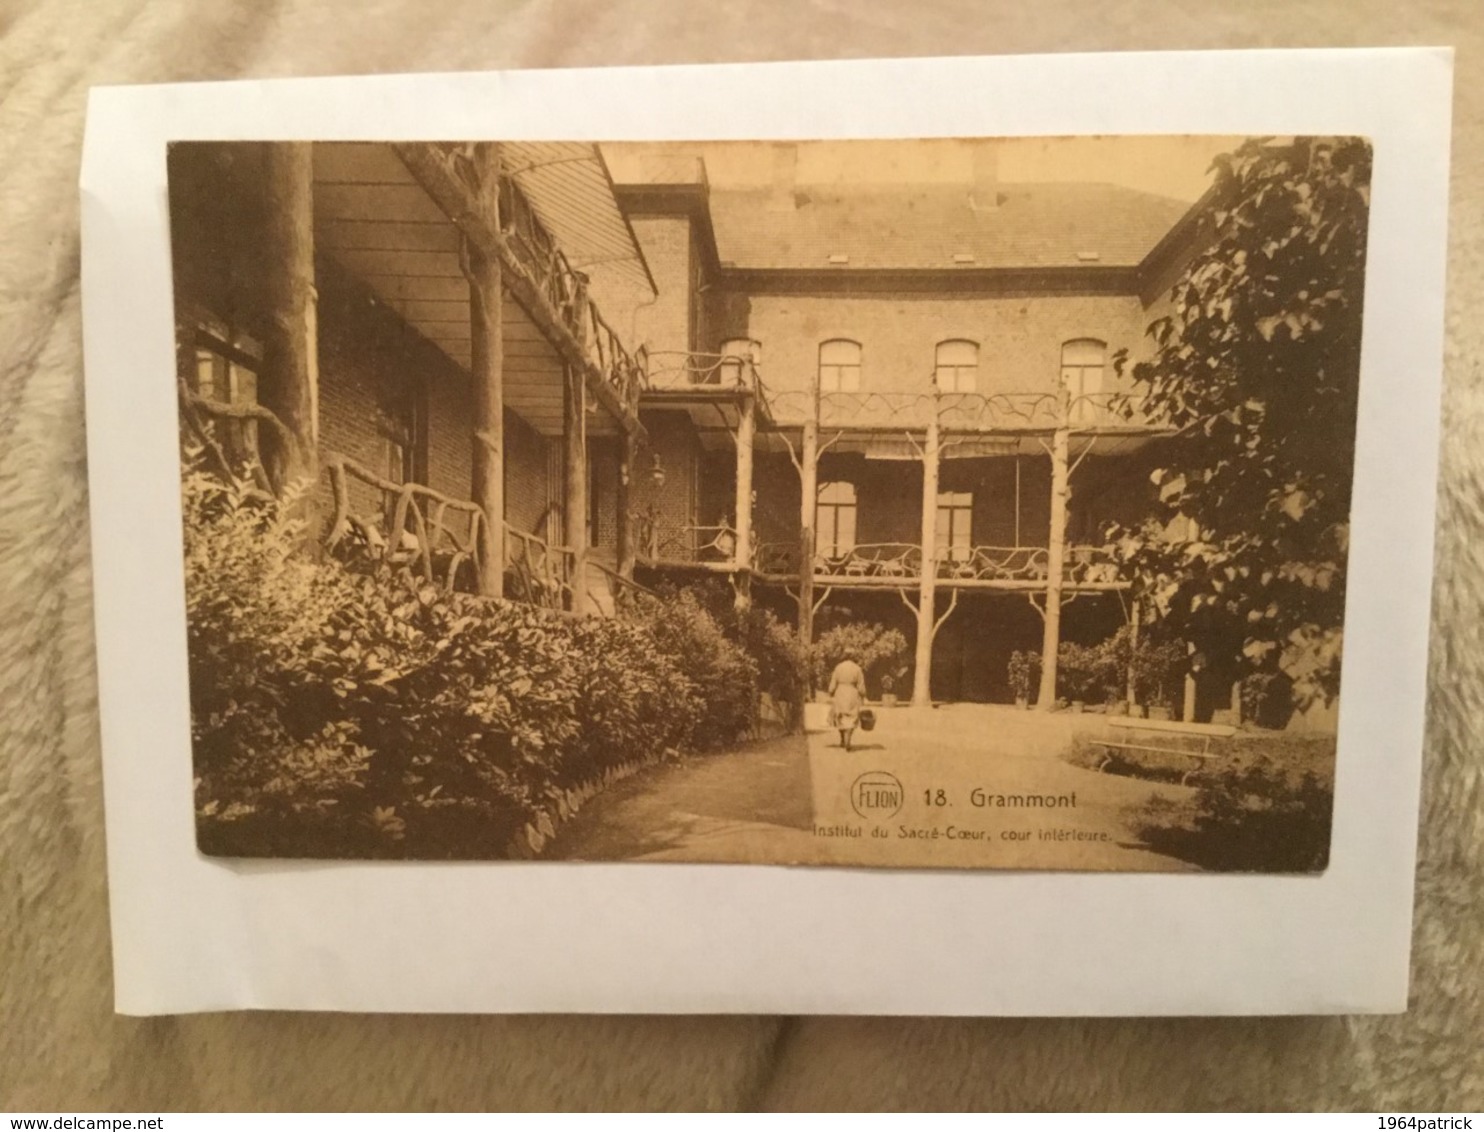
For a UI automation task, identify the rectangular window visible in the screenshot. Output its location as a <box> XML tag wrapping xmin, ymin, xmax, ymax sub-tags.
<box><xmin>191</xmin><ymin>320</ymin><xmax>263</xmax><ymax>466</ymax></box>
<box><xmin>1061</xmin><ymin>338</ymin><xmax>1106</xmax><ymax>424</ymax></box>
<box><xmin>817</xmin><ymin>480</ymin><xmax>858</xmax><ymax>559</ymax></box>
<box><xmin>935</xmin><ymin>491</ymin><xmax>973</xmax><ymax>562</ymax></box>
<box><xmin>935</xmin><ymin>340</ymin><xmax>979</xmax><ymax>393</ymax></box>
<box><xmin>819</xmin><ymin>340</ymin><xmax>861</xmax><ymax>392</ymax></box>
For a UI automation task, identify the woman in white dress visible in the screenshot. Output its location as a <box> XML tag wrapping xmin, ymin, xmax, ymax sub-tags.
<box><xmin>828</xmin><ymin>656</ymin><xmax>866</xmax><ymax>751</ymax></box>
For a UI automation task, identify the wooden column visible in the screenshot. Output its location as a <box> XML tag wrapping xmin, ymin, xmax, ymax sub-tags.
<box><xmin>616</xmin><ymin>429</ymin><xmax>637</xmax><ymax>580</ymax></box>
<box><xmin>564</xmin><ymin>363</ymin><xmax>591</xmax><ymax>615</ymax></box>
<box><xmin>911</xmin><ymin>415</ymin><xmax>940</xmax><ymax>709</ymax></box>
<box><xmin>798</xmin><ymin>416</ymin><xmax>819</xmax><ymax>649</ymax></box>
<box><xmin>257</xmin><ymin>142</ymin><xmax>319</xmax><ymax>498</ymax></box>
<box><xmin>1126</xmin><ymin>597</ymin><xmax>1140</xmax><ymax>713</ymax></box>
<box><xmin>1037</xmin><ymin>385</ymin><xmax>1071</xmax><ymax>710</ymax></box>
<box><xmin>465</xmin><ymin>147</ymin><xmax>506</xmax><ymax>598</ymax></box>
<box><xmin>468</xmin><ymin>244</ymin><xmax>506</xmax><ymax>598</ymax></box>
<box><xmin>732</xmin><ymin>393</ymin><xmax>756</xmax><ymax>610</ymax></box>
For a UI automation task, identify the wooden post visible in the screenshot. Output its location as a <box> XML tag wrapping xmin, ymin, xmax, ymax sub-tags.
<box><xmin>465</xmin><ymin>150</ymin><xmax>506</xmax><ymax>598</ymax></box>
<box><xmin>564</xmin><ymin>363</ymin><xmax>591</xmax><ymax>615</ymax></box>
<box><xmin>798</xmin><ymin>417</ymin><xmax>820</xmax><ymax>650</ymax></box>
<box><xmin>1126</xmin><ymin>598</ymin><xmax>1140</xmax><ymax>713</ymax></box>
<box><xmin>257</xmin><ymin>142</ymin><xmax>319</xmax><ymax>498</ymax></box>
<box><xmin>733</xmin><ymin>392</ymin><xmax>756</xmax><ymax>610</ymax></box>
<box><xmin>912</xmin><ymin>413</ymin><xmax>940</xmax><ymax>708</ymax></box>
<box><xmin>616</xmin><ymin>429</ymin><xmax>637</xmax><ymax>580</ymax></box>
<box><xmin>1037</xmin><ymin>383</ymin><xmax>1071</xmax><ymax>710</ymax></box>
<box><xmin>1183</xmin><ymin>674</ymin><xmax>1199</xmax><ymax>723</ymax></box>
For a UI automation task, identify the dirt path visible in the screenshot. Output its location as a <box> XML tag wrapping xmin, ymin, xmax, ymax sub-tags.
<box><xmin>543</xmin><ymin>705</ymin><xmax>1197</xmax><ymax>871</ymax></box>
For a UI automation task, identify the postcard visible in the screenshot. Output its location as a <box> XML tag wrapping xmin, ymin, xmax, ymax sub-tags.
<box><xmin>81</xmin><ymin>50</ymin><xmax>1451</xmax><ymax>1014</ymax></box>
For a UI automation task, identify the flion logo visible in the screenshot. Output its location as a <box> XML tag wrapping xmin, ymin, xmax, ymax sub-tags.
<box><xmin>850</xmin><ymin>771</ymin><xmax>904</xmax><ymax>821</ymax></box>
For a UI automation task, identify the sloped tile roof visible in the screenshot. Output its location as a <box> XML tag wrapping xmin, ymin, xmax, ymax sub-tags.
<box><xmin>707</xmin><ymin>182</ymin><xmax>1194</xmax><ymax>271</ymax></box>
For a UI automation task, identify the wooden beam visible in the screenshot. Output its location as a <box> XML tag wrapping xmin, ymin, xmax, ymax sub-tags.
<box><xmin>256</xmin><ymin>142</ymin><xmax>319</xmax><ymax>497</ymax></box>
<box><xmin>1126</xmin><ymin>597</ymin><xmax>1140</xmax><ymax>713</ymax></box>
<box><xmin>465</xmin><ymin>147</ymin><xmax>505</xmax><ymax>598</ymax></box>
<box><xmin>798</xmin><ymin>414</ymin><xmax>819</xmax><ymax>651</ymax></box>
<box><xmin>912</xmin><ymin>412</ymin><xmax>940</xmax><ymax>709</ymax></box>
<box><xmin>392</xmin><ymin>142</ymin><xmax>643</xmax><ymax>439</ymax></box>
<box><xmin>1037</xmin><ymin>382</ymin><xmax>1072</xmax><ymax>710</ymax></box>
<box><xmin>616</xmin><ymin>429</ymin><xmax>636</xmax><ymax>580</ymax></box>
<box><xmin>565</xmin><ymin>363</ymin><xmax>592</xmax><ymax>615</ymax></box>
<box><xmin>733</xmin><ymin>392</ymin><xmax>755</xmax><ymax>610</ymax></box>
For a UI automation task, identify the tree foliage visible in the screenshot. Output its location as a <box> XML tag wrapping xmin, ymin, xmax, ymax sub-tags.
<box><xmin>1111</xmin><ymin>137</ymin><xmax>1371</xmax><ymax>707</ymax></box>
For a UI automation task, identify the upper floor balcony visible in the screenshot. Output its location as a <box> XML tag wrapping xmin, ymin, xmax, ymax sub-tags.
<box><xmin>759</xmin><ymin>387</ymin><xmax>1164</xmax><ymax>435</ymax></box>
<box><xmin>752</xmin><ymin>540</ymin><xmax>1127</xmax><ymax>590</ymax></box>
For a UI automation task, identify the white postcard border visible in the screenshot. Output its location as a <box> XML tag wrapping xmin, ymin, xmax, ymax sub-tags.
<box><xmin>80</xmin><ymin>48</ymin><xmax>1452</xmax><ymax>1015</ymax></box>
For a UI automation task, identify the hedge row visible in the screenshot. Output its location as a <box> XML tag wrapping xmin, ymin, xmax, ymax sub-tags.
<box><xmin>183</xmin><ymin>462</ymin><xmax>762</xmax><ymax>859</ymax></box>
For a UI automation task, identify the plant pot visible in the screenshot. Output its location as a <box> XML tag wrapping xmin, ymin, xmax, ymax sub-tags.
<box><xmin>1014</xmin><ymin>696</ymin><xmax>1029</xmax><ymax>711</ymax></box>
<box><xmin>880</xmin><ymin>693</ymin><xmax>899</xmax><ymax>708</ymax></box>
<box><xmin>1148</xmin><ymin>705</ymin><xmax>1173</xmax><ymax>722</ymax></box>
<box><xmin>1070</xmin><ymin>700</ymin><xmax>1085</xmax><ymax>714</ymax></box>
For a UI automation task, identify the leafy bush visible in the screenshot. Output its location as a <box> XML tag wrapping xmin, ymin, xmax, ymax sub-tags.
<box><xmin>1056</xmin><ymin>641</ymin><xmax>1119</xmax><ymax>704</ymax></box>
<box><xmin>1013</xmin><ymin>629</ymin><xmax>1186</xmax><ymax>709</ymax></box>
<box><xmin>1240</xmin><ymin>670</ymin><xmax>1296</xmax><ymax>729</ymax></box>
<box><xmin>183</xmin><ymin>457</ymin><xmax>754</xmax><ymax>859</ymax></box>
<box><xmin>182</xmin><ymin>464</ymin><xmax>379</xmax><ymax>828</ymax></box>
<box><xmin>633</xmin><ymin>587</ymin><xmax>758</xmax><ymax>750</ymax></box>
<box><xmin>1007</xmin><ymin>651</ymin><xmax>1035</xmax><ymax>702</ymax></box>
<box><xmin>1132</xmin><ymin>755</ymin><xmax>1333</xmax><ymax>872</ymax></box>
<box><xmin>657</xmin><ymin>578</ymin><xmax>809</xmax><ymax>723</ymax></box>
<box><xmin>810</xmin><ymin>622</ymin><xmax>909</xmax><ymax>697</ymax></box>
<box><xmin>1062</xmin><ymin>728</ymin><xmax>1336</xmax><ymax>872</ymax></box>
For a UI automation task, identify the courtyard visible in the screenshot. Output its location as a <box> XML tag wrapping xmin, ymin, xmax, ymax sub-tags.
<box><xmin>543</xmin><ymin>704</ymin><xmax>1198</xmax><ymax>871</ymax></box>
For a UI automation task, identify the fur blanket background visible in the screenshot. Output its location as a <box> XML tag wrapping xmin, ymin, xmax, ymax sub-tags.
<box><xmin>2</xmin><ymin>0</ymin><xmax>1480</xmax><ymax>1111</ymax></box>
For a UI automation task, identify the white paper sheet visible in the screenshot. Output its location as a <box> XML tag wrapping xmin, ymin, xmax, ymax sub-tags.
<box><xmin>80</xmin><ymin>48</ymin><xmax>1452</xmax><ymax>1015</ymax></box>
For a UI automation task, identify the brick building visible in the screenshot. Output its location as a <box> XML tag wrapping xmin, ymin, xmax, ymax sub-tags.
<box><xmin>608</xmin><ymin>141</ymin><xmax>1208</xmax><ymax>711</ymax></box>
<box><xmin>168</xmin><ymin>138</ymin><xmax>1232</xmax><ymax>718</ymax></box>
<box><xmin>169</xmin><ymin>140</ymin><xmax>652</xmax><ymax>617</ymax></box>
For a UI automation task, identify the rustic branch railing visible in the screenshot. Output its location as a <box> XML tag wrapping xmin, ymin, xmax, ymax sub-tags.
<box><xmin>753</xmin><ymin>541</ymin><xmax>1123</xmax><ymax>585</ymax></box>
<box><xmin>757</xmin><ymin>388</ymin><xmax>1159</xmax><ymax>432</ymax></box>
<box><xmin>503</xmin><ymin>525</ymin><xmax>575</xmax><ymax>611</ymax></box>
<box><xmin>323</xmin><ymin>454</ymin><xmax>486</xmax><ymax>593</ymax></box>
<box><xmin>178</xmin><ymin>380</ymin><xmax>292</xmax><ymax>496</ymax></box>
<box><xmin>586</xmin><ymin>558</ymin><xmax>654</xmax><ymax>614</ymax></box>
<box><xmin>497</xmin><ymin>169</ymin><xmax>647</xmax><ymax>409</ymax></box>
<box><xmin>635</xmin><ymin>517</ymin><xmax>741</xmax><ymax>565</ymax></box>
<box><xmin>644</xmin><ymin>350</ymin><xmax>757</xmax><ymax>391</ymax></box>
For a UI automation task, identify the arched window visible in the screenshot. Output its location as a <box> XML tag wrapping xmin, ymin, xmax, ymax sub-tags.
<box><xmin>818</xmin><ymin>339</ymin><xmax>861</xmax><ymax>392</ymax></box>
<box><xmin>717</xmin><ymin>338</ymin><xmax>759</xmax><ymax>386</ymax></box>
<box><xmin>934</xmin><ymin>339</ymin><xmax>979</xmax><ymax>393</ymax></box>
<box><xmin>817</xmin><ymin>481</ymin><xmax>858</xmax><ymax>559</ymax></box>
<box><xmin>1060</xmin><ymin>338</ymin><xmax>1106</xmax><ymax>401</ymax></box>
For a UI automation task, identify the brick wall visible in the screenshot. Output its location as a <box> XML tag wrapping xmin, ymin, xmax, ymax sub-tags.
<box><xmin>634</xmin><ymin>410</ymin><xmax>701</xmax><ymax>558</ymax></box>
<box><xmin>628</xmin><ymin>216</ymin><xmax>694</xmax><ymax>358</ymax></box>
<box><xmin>317</xmin><ymin>263</ymin><xmax>436</xmax><ymax>521</ymax></box>
<box><xmin>727</xmin><ymin>291</ymin><xmax>1154</xmax><ymax>399</ymax></box>
<box><xmin>317</xmin><ymin>260</ymin><xmax>554</xmax><ymax>543</ymax></box>
<box><xmin>588</xmin><ymin>438</ymin><xmax>620</xmax><ymax>553</ymax></box>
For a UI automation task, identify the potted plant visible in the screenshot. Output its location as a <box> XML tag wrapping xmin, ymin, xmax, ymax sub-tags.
<box><xmin>1008</xmin><ymin>651</ymin><xmax>1033</xmax><ymax>710</ymax></box>
<box><xmin>879</xmin><ymin>671</ymin><xmax>899</xmax><ymax>708</ymax></box>
<box><xmin>1148</xmin><ymin>696</ymin><xmax>1174</xmax><ymax>722</ymax></box>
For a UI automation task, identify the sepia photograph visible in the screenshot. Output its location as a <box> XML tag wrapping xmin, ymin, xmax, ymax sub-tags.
<box><xmin>167</xmin><ymin>134</ymin><xmax>1369</xmax><ymax>872</ymax></box>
